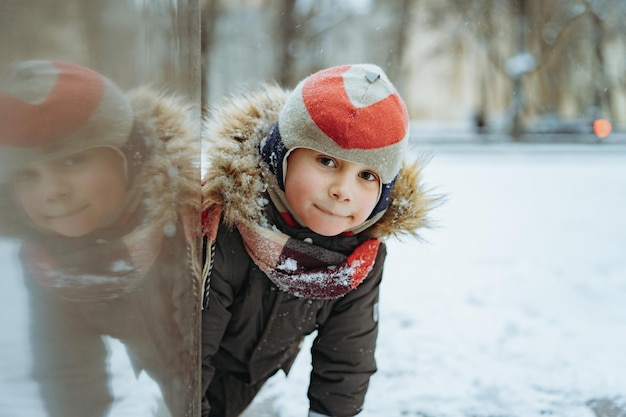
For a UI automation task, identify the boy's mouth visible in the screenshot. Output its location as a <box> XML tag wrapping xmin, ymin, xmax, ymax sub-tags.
<box><xmin>46</xmin><ymin>205</ymin><xmax>89</xmax><ymax>219</ymax></box>
<box><xmin>315</xmin><ymin>205</ymin><xmax>348</xmax><ymax>218</ymax></box>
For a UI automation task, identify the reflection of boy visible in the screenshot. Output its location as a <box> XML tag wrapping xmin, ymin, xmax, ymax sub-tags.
<box><xmin>201</xmin><ymin>64</ymin><xmax>437</xmax><ymax>417</ymax></box>
<box><xmin>0</xmin><ymin>60</ymin><xmax>201</xmax><ymax>417</ymax></box>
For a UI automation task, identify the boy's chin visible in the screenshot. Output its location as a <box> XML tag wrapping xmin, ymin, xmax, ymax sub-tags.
<box><xmin>41</xmin><ymin>219</ymin><xmax>101</xmax><ymax>238</ymax></box>
<box><xmin>50</xmin><ymin>227</ymin><xmax>98</xmax><ymax>238</ymax></box>
<box><xmin>306</xmin><ymin>221</ymin><xmax>352</xmax><ymax>237</ymax></box>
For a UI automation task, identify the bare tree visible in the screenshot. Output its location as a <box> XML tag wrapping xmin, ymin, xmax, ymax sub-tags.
<box><xmin>413</xmin><ymin>0</ymin><xmax>626</xmax><ymax>134</ymax></box>
<box><xmin>198</xmin><ymin>0</ymin><xmax>626</xmax><ymax>128</ymax></box>
<box><xmin>385</xmin><ymin>0</ymin><xmax>417</xmax><ymax>91</ymax></box>
<box><xmin>80</xmin><ymin>0</ymin><xmax>141</xmax><ymax>86</ymax></box>
<box><xmin>202</xmin><ymin>0</ymin><xmax>220</xmax><ymax>107</ymax></box>
<box><xmin>275</xmin><ymin>0</ymin><xmax>299</xmax><ymax>86</ymax></box>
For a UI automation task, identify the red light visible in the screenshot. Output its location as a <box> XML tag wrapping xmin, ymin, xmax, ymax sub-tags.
<box><xmin>593</xmin><ymin>119</ymin><xmax>612</xmax><ymax>138</ymax></box>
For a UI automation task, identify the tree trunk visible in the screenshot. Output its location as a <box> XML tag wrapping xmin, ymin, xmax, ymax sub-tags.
<box><xmin>276</xmin><ymin>0</ymin><xmax>298</xmax><ymax>86</ymax></box>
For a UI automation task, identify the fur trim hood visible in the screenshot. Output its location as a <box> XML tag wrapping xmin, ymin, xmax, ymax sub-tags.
<box><xmin>202</xmin><ymin>83</ymin><xmax>437</xmax><ymax>240</ymax></box>
<box><xmin>127</xmin><ymin>87</ymin><xmax>200</xmax><ymax>227</ymax></box>
<box><xmin>0</xmin><ymin>86</ymin><xmax>201</xmax><ymax>239</ymax></box>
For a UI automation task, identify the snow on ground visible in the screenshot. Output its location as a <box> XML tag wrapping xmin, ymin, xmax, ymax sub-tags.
<box><xmin>242</xmin><ymin>143</ymin><xmax>626</xmax><ymax>417</ymax></box>
<box><xmin>1</xmin><ymin>143</ymin><xmax>625</xmax><ymax>416</ymax></box>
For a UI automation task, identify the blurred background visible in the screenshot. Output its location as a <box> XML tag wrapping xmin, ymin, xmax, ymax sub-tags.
<box><xmin>2</xmin><ymin>0</ymin><xmax>624</xmax><ymax>141</ymax></box>
<box><xmin>200</xmin><ymin>0</ymin><xmax>626</xmax><ymax>142</ymax></box>
<box><xmin>0</xmin><ymin>0</ymin><xmax>200</xmax><ymax>100</ymax></box>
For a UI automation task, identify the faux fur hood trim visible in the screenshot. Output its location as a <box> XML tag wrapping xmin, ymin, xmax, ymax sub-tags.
<box><xmin>0</xmin><ymin>86</ymin><xmax>200</xmax><ymax>239</ymax></box>
<box><xmin>128</xmin><ymin>87</ymin><xmax>200</xmax><ymax>226</ymax></box>
<box><xmin>202</xmin><ymin>83</ymin><xmax>437</xmax><ymax>240</ymax></box>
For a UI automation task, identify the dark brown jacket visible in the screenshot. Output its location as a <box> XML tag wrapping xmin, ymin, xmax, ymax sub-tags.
<box><xmin>203</xmin><ymin>202</ymin><xmax>386</xmax><ymax>416</ymax></box>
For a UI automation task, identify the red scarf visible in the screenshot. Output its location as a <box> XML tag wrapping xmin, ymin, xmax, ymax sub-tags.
<box><xmin>202</xmin><ymin>204</ymin><xmax>380</xmax><ymax>302</ymax></box>
<box><xmin>21</xmin><ymin>205</ymin><xmax>165</xmax><ymax>302</ymax></box>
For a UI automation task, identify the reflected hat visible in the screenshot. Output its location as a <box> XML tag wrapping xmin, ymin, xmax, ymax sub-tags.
<box><xmin>261</xmin><ymin>63</ymin><xmax>409</xmax><ymax>218</ymax></box>
<box><xmin>0</xmin><ymin>60</ymin><xmax>135</xmax><ymax>182</ymax></box>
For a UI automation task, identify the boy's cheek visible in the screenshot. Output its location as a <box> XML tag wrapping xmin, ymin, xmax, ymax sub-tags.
<box><xmin>12</xmin><ymin>187</ymin><xmax>44</xmax><ymax>225</ymax></box>
<box><xmin>12</xmin><ymin>189</ymin><xmax>32</xmax><ymax>214</ymax></box>
<box><xmin>20</xmin><ymin>202</ymin><xmax>40</xmax><ymax>222</ymax></box>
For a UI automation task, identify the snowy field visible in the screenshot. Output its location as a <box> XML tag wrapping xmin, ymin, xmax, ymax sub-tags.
<box><xmin>1</xmin><ymin>143</ymin><xmax>625</xmax><ymax>416</ymax></box>
<box><xmin>242</xmin><ymin>143</ymin><xmax>626</xmax><ymax>417</ymax></box>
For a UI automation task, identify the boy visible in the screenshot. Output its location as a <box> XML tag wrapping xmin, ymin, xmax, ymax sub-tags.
<box><xmin>201</xmin><ymin>64</ymin><xmax>436</xmax><ymax>416</ymax></box>
<box><xmin>0</xmin><ymin>60</ymin><xmax>202</xmax><ymax>416</ymax></box>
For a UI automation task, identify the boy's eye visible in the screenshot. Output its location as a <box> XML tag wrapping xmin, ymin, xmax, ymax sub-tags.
<box><xmin>13</xmin><ymin>168</ymin><xmax>37</xmax><ymax>183</ymax></box>
<box><xmin>59</xmin><ymin>153</ymin><xmax>87</xmax><ymax>168</ymax></box>
<box><xmin>318</xmin><ymin>156</ymin><xmax>336</xmax><ymax>167</ymax></box>
<box><xmin>359</xmin><ymin>171</ymin><xmax>379</xmax><ymax>182</ymax></box>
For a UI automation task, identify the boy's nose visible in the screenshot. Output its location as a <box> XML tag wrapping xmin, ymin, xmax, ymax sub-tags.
<box><xmin>328</xmin><ymin>175</ymin><xmax>353</xmax><ymax>201</ymax></box>
<box><xmin>41</xmin><ymin>174</ymin><xmax>71</xmax><ymax>201</ymax></box>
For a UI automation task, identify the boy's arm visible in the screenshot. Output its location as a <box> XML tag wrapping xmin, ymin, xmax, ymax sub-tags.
<box><xmin>23</xmin><ymin>275</ymin><xmax>113</xmax><ymax>417</ymax></box>
<box><xmin>308</xmin><ymin>243</ymin><xmax>387</xmax><ymax>417</ymax></box>
<box><xmin>201</xmin><ymin>285</ymin><xmax>233</xmax><ymax>415</ymax></box>
<box><xmin>201</xmin><ymin>222</ymin><xmax>240</xmax><ymax>417</ymax></box>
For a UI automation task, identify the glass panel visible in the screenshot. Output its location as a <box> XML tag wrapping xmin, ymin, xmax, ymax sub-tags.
<box><xmin>0</xmin><ymin>1</ymin><xmax>201</xmax><ymax>416</ymax></box>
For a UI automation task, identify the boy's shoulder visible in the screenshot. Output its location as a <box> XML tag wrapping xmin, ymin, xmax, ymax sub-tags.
<box><xmin>201</xmin><ymin>83</ymin><xmax>289</xmax><ymax>227</ymax></box>
<box><xmin>202</xmin><ymin>82</ymin><xmax>289</xmax><ymax>147</ymax></box>
<box><xmin>201</xmin><ymin>82</ymin><xmax>289</xmax><ymax>172</ymax></box>
<box><xmin>127</xmin><ymin>87</ymin><xmax>201</xmax><ymax>223</ymax></box>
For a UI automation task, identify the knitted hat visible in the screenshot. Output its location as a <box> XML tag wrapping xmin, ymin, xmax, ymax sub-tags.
<box><xmin>261</xmin><ymin>63</ymin><xmax>409</xmax><ymax>218</ymax></box>
<box><xmin>0</xmin><ymin>60</ymin><xmax>135</xmax><ymax>182</ymax></box>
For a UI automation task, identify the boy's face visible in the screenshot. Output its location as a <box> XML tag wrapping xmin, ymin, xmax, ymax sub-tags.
<box><xmin>284</xmin><ymin>148</ymin><xmax>380</xmax><ymax>236</ymax></box>
<box><xmin>12</xmin><ymin>147</ymin><xmax>127</xmax><ymax>237</ymax></box>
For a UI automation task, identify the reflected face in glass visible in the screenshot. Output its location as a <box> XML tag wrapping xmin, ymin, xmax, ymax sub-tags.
<box><xmin>284</xmin><ymin>148</ymin><xmax>381</xmax><ymax>236</ymax></box>
<box><xmin>12</xmin><ymin>147</ymin><xmax>128</xmax><ymax>237</ymax></box>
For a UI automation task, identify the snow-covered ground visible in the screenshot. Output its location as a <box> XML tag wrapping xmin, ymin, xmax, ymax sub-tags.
<box><xmin>1</xmin><ymin>143</ymin><xmax>625</xmax><ymax>416</ymax></box>
<box><xmin>242</xmin><ymin>143</ymin><xmax>626</xmax><ymax>417</ymax></box>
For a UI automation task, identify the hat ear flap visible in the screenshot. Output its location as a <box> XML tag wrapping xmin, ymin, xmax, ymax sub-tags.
<box><xmin>260</xmin><ymin>122</ymin><xmax>289</xmax><ymax>190</ymax></box>
<box><xmin>368</xmin><ymin>176</ymin><xmax>397</xmax><ymax>219</ymax></box>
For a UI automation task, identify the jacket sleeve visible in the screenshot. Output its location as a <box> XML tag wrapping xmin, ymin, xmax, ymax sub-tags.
<box><xmin>308</xmin><ymin>242</ymin><xmax>387</xmax><ymax>417</ymax></box>
<box><xmin>23</xmin><ymin>271</ymin><xmax>113</xmax><ymax>417</ymax></box>
<box><xmin>201</xmin><ymin>222</ymin><xmax>243</xmax><ymax>416</ymax></box>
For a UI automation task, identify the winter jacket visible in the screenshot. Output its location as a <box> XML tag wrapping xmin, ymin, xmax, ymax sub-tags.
<box><xmin>0</xmin><ymin>87</ymin><xmax>203</xmax><ymax>417</ymax></box>
<box><xmin>201</xmin><ymin>84</ymin><xmax>435</xmax><ymax>417</ymax></box>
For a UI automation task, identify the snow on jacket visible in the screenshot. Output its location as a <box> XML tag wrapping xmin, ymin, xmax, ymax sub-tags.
<box><xmin>201</xmin><ymin>83</ymin><xmax>436</xmax><ymax>416</ymax></box>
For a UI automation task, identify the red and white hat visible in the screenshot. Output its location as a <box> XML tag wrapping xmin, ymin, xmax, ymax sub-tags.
<box><xmin>261</xmin><ymin>63</ymin><xmax>409</xmax><ymax>218</ymax></box>
<box><xmin>0</xmin><ymin>60</ymin><xmax>134</xmax><ymax>182</ymax></box>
